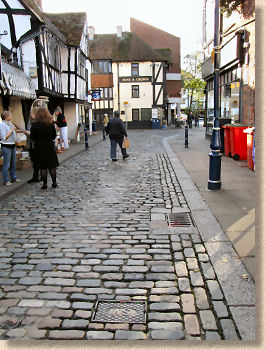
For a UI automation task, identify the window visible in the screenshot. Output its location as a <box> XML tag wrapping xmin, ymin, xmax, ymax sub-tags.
<box><xmin>131</xmin><ymin>63</ymin><xmax>139</xmax><ymax>76</ymax></box>
<box><xmin>132</xmin><ymin>109</ymin><xmax>139</xmax><ymax>121</ymax></box>
<box><xmin>132</xmin><ymin>85</ymin><xmax>139</xmax><ymax>98</ymax></box>
<box><xmin>99</xmin><ymin>87</ymin><xmax>113</xmax><ymax>99</ymax></box>
<box><xmin>92</xmin><ymin>60</ymin><xmax>112</xmax><ymax>73</ymax></box>
<box><xmin>49</xmin><ymin>39</ymin><xmax>60</xmax><ymax>69</ymax></box>
<box><xmin>79</xmin><ymin>53</ymin><xmax>86</xmax><ymax>77</ymax></box>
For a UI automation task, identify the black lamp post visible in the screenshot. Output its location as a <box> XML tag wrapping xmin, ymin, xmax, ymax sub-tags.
<box><xmin>208</xmin><ymin>0</ymin><xmax>222</xmax><ymax>190</ymax></box>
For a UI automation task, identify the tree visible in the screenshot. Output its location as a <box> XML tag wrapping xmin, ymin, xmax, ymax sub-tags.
<box><xmin>181</xmin><ymin>53</ymin><xmax>206</xmax><ymax>116</ymax></box>
<box><xmin>220</xmin><ymin>0</ymin><xmax>244</xmax><ymax>16</ymax></box>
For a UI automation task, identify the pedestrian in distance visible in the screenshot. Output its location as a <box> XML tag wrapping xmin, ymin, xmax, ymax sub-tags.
<box><xmin>30</xmin><ymin>108</ymin><xmax>59</xmax><ymax>189</ymax></box>
<box><xmin>195</xmin><ymin>114</ymin><xmax>199</xmax><ymax>128</ymax></box>
<box><xmin>102</xmin><ymin>113</ymin><xmax>109</xmax><ymax>141</ymax></box>
<box><xmin>0</xmin><ymin>110</ymin><xmax>21</xmax><ymax>186</ymax></box>
<box><xmin>105</xmin><ymin>110</ymin><xmax>129</xmax><ymax>162</ymax></box>
<box><xmin>54</xmin><ymin>106</ymin><xmax>69</xmax><ymax>151</ymax></box>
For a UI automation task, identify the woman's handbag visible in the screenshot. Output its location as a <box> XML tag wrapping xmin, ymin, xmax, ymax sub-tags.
<box><xmin>122</xmin><ymin>137</ymin><xmax>130</xmax><ymax>149</ymax></box>
<box><xmin>15</xmin><ymin>132</ymin><xmax>27</xmax><ymax>146</ymax></box>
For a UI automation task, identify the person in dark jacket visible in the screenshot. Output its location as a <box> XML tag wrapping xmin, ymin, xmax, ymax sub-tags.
<box><xmin>105</xmin><ymin>110</ymin><xmax>129</xmax><ymax>162</ymax></box>
<box><xmin>54</xmin><ymin>106</ymin><xmax>69</xmax><ymax>150</ymax></box>
<box><xmin>30</xmin><ymin>108</ymin><xmax>59</xmax><ymax>189</ymax></box>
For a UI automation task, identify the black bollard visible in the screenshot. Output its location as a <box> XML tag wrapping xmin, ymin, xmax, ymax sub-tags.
<box><xmin>84</xmin><ymin>128</ymin><xmax>89</xmax><ymax>150</ymax></box>
<box><xmin>185</xmin><ymin>124</ymin><xmax>188</xmax><ymax>148</ymax></box>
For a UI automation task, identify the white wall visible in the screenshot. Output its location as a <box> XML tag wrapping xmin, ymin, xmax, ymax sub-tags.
<box><xmin>64</xmin><ymin>102</ymin><xmax>78</xmax><ymax>141</ymax></box>
<box><xmin>112</xmin><ymin>61</ymin><xmax>164</xmax><ymax>121</ymax></box>
<box><xmin>21</xmin><ymin>40</ymin><xmax>38</xmax><ymax>89</ymax></box>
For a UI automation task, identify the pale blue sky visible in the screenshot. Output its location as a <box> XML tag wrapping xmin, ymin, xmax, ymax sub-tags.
<box><xmin>42</xmin><ymin>0</ymin><xmax>204</xmax><ymax>61</ymax></box>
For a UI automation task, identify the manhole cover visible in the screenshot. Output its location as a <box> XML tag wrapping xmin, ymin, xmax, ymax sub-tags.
<box><xmin>92</xmin><ymin>300</ymin><xmax>146</xmax><ymax>323</ymax></box>
<box><xmin>167</xmin><ymin>213</ymin><xmax>193</xmax><ymax>227</ymax></box>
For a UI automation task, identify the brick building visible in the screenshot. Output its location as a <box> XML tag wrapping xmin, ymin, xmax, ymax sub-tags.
<box><xmin>130</xmin><ymin>18</ymin><xmax>181</xmax><ymax>125</ymax></box>
<box><xmin>201</xmin><ymin>0</ymin><xmax>255</xmax><ymax>136</ymax></box>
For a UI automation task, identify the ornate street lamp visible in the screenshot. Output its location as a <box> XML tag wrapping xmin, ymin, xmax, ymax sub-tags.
<box><xmin>208</xmin><ymin>0</ymin><xmax>222</xmax><ymax>190</ymax></box>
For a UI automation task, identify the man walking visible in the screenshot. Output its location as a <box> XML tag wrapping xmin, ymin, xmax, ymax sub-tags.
<box><xmin>102</xmin><ymin>113</ymin><xmax>109</xmax><ymax>141</ymax></box>
<box><xmin>54</xmin><ymin>106</ymin><xmax>69</xmax><ymax>151</ymax></box>
<box><xmin>105</xmin><ymin>110</ymin><xmax>129</xmax><ymax>162</ymax></box>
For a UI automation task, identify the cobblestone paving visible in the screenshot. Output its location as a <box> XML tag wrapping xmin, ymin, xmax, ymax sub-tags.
<box><xmin>0</xmin><ymin>130</ymin><xmax>242</xmax><ymax>340</ymax></box>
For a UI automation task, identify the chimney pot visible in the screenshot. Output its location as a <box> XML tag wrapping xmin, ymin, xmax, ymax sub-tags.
<box><xmin>89</xmin><ymin>26</ymin><xmax>95</xmax><ymax>41</ymax></box>
<box><xmin>116</xmin><ymin>26</ymin><xmax>122</xmax><ymax>38</ymax></box>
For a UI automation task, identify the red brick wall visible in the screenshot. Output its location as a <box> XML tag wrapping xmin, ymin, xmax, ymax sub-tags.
<box><xmin>167</xmin><ymin>81</ymin><xmax>181</xmax><ymax>98</ymax></box>
<box><xmin>91</xmin><ymin>74</ymin><xmax>114</xmax><ymax>88</ymax></box>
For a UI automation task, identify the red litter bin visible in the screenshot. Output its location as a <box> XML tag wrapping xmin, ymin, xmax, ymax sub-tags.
<box><xmin>243</xmin><ymin>127</ymin><xmax>255</xmax><ymax>170</ymax></box>
<box><xmin>222</xmin><ymin>125</ymin><xmax>232</xmax><ymax>157</ymax></box>
<box><xmin>229</xmin><ymin>125</ymin><xmax>248</xmax><ymax>160</ymax></box>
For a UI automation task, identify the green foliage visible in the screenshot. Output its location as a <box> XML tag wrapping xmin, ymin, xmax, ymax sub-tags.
<box><xmin>181</xmin><ymin>52</ymin><xmax>206</xmax><ymax>114</ymax></box>
<box><xmin>220</xmin><ymin>0</ymin><xmax>244</xmax><ymax>16</ymax></box>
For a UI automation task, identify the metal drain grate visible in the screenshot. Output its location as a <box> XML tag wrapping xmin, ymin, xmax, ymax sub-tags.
<box><xmin>92</xmin><ymin>300</ymin><xmax>146</xmax><ymax>324</ymax></box>
<box><xmin>167</xmin><ymin>213</ymin><xmax>193</xmax><ymax>227</ymax></box>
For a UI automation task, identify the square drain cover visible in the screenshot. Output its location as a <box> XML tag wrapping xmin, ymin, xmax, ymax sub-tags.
<box><xmin>167</xmin><ymin>213</ymin><xmax>193</xmax><ymax>227</ymax></box>
<box><xmin>92</xmin><ymin>300</ymin><xmax>146</xmax><ymax>324</ymax></box>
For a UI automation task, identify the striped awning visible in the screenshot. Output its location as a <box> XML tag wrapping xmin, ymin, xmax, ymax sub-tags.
<box><xmin>1</xmin><ymin>62</ymin><xmax>36</xmax><ymax>99</ymax></box>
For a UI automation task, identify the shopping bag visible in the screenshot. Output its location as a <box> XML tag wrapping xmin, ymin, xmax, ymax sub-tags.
<box><xmin>122</xmin><ymin>137</ymin><xmax>130</xmax><ymax>149</ymax></box>
<box><xmin>15</xmin><ymin>132</ymin><xmax>27</xmax><ymax>146</ymax></box>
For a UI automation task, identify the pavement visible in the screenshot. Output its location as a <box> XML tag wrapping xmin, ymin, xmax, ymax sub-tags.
<box><xmin>0</xmin><ymin>127</ymin><xmax>255</xmax><ymax>341</ymax></box>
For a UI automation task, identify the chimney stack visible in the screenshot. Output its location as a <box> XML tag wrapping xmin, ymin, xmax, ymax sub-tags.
<box><xmin>88</xmin><ymin>26</ymin><xmax>95</xmax><ymax>41</ymax></box>
<box><xmin>34</xmin><ymin>0</ymin><xmax>42</xmax><ymax>9</ymax></box>
<box><xmin>116</xmin><ymin>26</ymin><xmax>122</xmax><ymax>38</ymax></box>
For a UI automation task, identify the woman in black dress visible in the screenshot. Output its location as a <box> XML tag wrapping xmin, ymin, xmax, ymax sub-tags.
<box><xmin>30</xmin><ymin>108</ymin><xmax>59</xmax><ymax>189</ymax></box>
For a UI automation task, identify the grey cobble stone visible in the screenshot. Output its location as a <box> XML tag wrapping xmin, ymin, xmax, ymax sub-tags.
<box><xmin>212</xmin><ymin>301</ymin><xmax>229</xmax><ymax>318</ymax></box>
<box><xmin>62</xmin><ymin>319</ymin><xmax>89</xmax><ymax>329</ymax></box>
<box><xmin>150</xmin><ymin>302</ymin><xmax>180</xmax><ymax>311</ymax></box>
<box><xmin>149</xmin><ymin>329</ymin><xmax>184</xmax><ymax>340</ymax></box>
<box><xmin>201</xmin><ymin>262</ymin><xmax>216</xmax><ymax>280</ymax></box>
<box><xmin>76</xmin><ymin>279</ymin><xmax>101</xmax><ymax>287</ymax></box>
<box><xmin>190</xmin><ymin>271</ymin><xmax>204</xmax><ymax>287</ymax></box>
<box><xmin>220</xmin><ymin>319</ymin><xmax>239</xmax><ymax>340</ymax></box>
<box><xmin>178</xmin><ymin>278</ymin><xmax>191</xmax><ymax>292</ymax></box>
<box><xmin>148</xmin><ymin>321</ymin><xmax>183</xmax><ymax>330</ymax></box>
<box><xmin>205</xmin><ymin>331</ymin><xmax>221</xmax><ymax>340</ymax></box>
<box><xmin>207</xmin><ymin>280</ymin><xmax>224</xmax><ymax>300</ymax></box>
<box><xmin>148</xmin><ymin>312</ymin><xmax>181</xmax><ymax>321</ymax></box>
<box><xmin>175</xmin><ymin>261</ymin><xmax>188</xmax><ymax>277</ymax></box>
<box><xmin>114</xmin><ymin>330</ymin><xmax>146</xmax><ymax>340</ymax></box>
<box><xmin>50</xmin><ymin>330</ymin><xmax>85</xmax><ymax>339</ymax></box>
<box><xmin>194</xmin><ymin>287</ymin><xmax>209</xmax><ymax>309</ymax></box>
<box><xmin>199</xmin><ymin>310</ymin><xmax>218</xmax><ymax>330</ymax></box>
<box><xmin>86</xmin><ymin>331</ymin><xmax>113</xmax><ymax>340</ymax></box>
<box><xmin>146</xmin><ymin>273</ymin><xmax>175</xmax><ymax>281</ymax></box>
<box><xmin>38</xmin><ymin>317</ymin><xmax>62</xmax><ymax>329</ymax></box>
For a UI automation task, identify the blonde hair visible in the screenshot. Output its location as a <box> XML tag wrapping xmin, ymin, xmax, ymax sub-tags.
<box><xmin>1</xmin><ymin>110</ymin><xmax>11</xmax><ymax>120</ymax></box>
<box><xmin>35</xmin><ymin>107</ymin><xmax>53</xmax><ymax>124</ymax></box>
<box><xmin>54</xmin><ymin>106</ymin><xmax>62</xmax><ymax>114</ymax></box>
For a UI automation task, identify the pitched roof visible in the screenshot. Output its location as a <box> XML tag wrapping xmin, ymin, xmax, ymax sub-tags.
<box><xmin>44</xmin><ymin>12</ymin><xmax>87</xmax><ymax>46</ymax></box>
<box><xmin>21</xmin><ymin>0</ymin><xmax>66</xmax><ymax>42</ymax></box>
<box><xmin>89</xmin><ymin>32</ymin><xmax>167</xmax><ymax>62</ymax></box>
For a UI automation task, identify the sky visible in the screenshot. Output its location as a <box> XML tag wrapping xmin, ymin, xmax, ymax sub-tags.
<box><xmin>42</xmin><ymin>0</ymin><xmax>204</xmax><ymax>64</ymax></box>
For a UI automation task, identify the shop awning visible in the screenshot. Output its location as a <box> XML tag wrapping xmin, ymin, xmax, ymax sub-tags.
<box><xmin>1</xmin><ymin>62</ymin><xmax>36</xmax><ymax>99</ymax></box>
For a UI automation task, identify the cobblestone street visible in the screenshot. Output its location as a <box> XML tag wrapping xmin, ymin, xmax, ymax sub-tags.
<box><xmin>0</xmin><ymin>130</ymin><xmax>254</xmax><ymax>341</ymax></box>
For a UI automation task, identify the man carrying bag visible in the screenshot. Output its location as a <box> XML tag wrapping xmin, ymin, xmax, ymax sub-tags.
<box><xmin>105</xmin><ymin>110</ymin><xmax>129</xmax><ymax>162</ymax></box>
